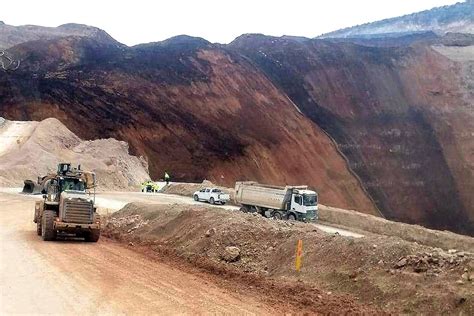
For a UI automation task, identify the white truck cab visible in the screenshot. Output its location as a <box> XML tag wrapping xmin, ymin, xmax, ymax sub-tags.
<box><xmin>289</xmin><ymin>189</ymin><xmax>318</xmax><ymax>221</ymax></box>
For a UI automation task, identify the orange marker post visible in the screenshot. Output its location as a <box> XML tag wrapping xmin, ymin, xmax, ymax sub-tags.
<box><xmin>295</xmin><ymin>239</ymin><xmax>303</xmax><ymax>272</ymax></box>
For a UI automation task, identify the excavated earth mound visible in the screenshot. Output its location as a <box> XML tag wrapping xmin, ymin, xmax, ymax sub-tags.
<box><xmin>0</xmin><ymin>117</ymin><xmax>150</xmax><ymax>189</ymax></box>
<box><xmin>104</xmin><ymin>203</ymin><xmax>474</xmax><ymax>315</ymax></box>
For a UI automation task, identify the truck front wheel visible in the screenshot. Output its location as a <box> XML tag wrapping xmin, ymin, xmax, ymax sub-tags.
<box><xmin>194</xmin><ymin>195</ymin><xmax>199</xmax><ymax>201</ymax></box>
<box><xmin>210</xmin><ymin>197</ymin><xmax>215</xmax><ymax>205</ymax></box>
<box><xmin>41</xmin><ymin>210</ymin><xmax>56</xmax><ymax>241</ymax></box>
<box><xmin>85</xmin><ymin>230</ymin><xmax>100</xmax><ymax>242</ymax></box>
<box><xmin>288</xmin><ymin>213</ymin><xmax>297</xmax><ymax>221</ymax></box>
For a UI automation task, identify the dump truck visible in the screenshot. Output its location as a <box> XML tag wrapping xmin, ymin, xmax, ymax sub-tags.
<box><xmin>234</xmin><ymin>181</ymin><xmax>318</xmax><ymax>222</ymax></box>
<box><xmin>33</xmin><ymin>163</ymin><xmax>101</xmax><ymax>242</ymax></box>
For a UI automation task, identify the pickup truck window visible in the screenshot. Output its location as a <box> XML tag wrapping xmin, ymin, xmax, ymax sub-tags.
<box><xmin>205</xmin><ymin>189</ymin><xmax>210</xmax><ymax>192</ymax></box>
<box><xmin>200</xmin><ymin>189</ymin><xmax>206</xmax><ymax>192</ymax></box>
<box><xmin>212</xmin><ymin>189</ymin><xmax>222</xmax><ymax>193</ymax></box>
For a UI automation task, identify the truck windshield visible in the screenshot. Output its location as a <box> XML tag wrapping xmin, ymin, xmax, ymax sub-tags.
<box><xmin>303</xmin><ymin>194</ymin><xmax>317</xmax><ymax>206</ymax></box>
<box><xmin>61</xmin><ymin>178</ymin><xmax>85</xmax><ymax>192</ymax></box>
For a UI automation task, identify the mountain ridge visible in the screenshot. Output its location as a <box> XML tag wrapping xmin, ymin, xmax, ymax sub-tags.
<box><xmin>320</xmin><ymin>1</ymin><xmax>473</xmax><ymax>38</ymax></box>
<box><xmin>0</xmin><ymin>21</ymin><xmax>121</xmax><ymax>50</ymax></box>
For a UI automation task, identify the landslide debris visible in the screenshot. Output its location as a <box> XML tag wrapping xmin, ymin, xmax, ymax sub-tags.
<box><xmin>0</xmin><ymin>118</ymin><xmax>150</xmax><ymax>189</ymax></box>
<box><xmin>0</xmin><ymin>34</ymin><xmax>378</xmax><ymax>216</ymax></box>
<box><xmin>104</xmin><ymin>203</ymin><xmax>474</xmax><ymax>315</ymax></box>
<box><xmin>230</xmin><ymin>35</ymin><xmax>474</xmax><ymax>235</ymax></box>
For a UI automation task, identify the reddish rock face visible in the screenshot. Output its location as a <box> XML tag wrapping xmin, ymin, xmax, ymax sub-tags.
<box><xmin>230</xmin><ymin>35</ymin><xmax>473</xmax><ymax>235</ymax></box>
<box><xmin>0</xmin><ymin>36</ymin><xmax>378</xmax><ymax>215</ymax></box>
<box><xmin>1</xmin><ymin>31</ymin><xmax>472</xmax><ymax>235</ymax></box>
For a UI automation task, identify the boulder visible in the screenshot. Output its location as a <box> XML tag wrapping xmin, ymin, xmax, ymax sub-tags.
<box><xmin>222</xmin><ymin>246</ymin><xmax>241</xmax><ymax>262</ymax></box>
<box><xmin>395</xmin><ymin>258</ymin><xmax>407</xmax><ymax>268</ymax></box>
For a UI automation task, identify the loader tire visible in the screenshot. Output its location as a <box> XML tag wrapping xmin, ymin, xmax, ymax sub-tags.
<box><xmin>41</xmin><ymin>210</ymin><xmax>56</xmax><ymax>241</ymax></box>
<box><xmin>85</xmin><ymin>229</ymin><xmax>100</xmax><ymax>242</ymax></box>
<box><xmin>36</xmin><ymin>221</ymin><xmax>42</xmax><ymax>236</ymax></box>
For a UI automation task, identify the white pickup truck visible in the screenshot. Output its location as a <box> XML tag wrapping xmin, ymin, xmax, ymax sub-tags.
<box><xmin>193</xmin><ymin>188</ymin><xmax>230</xmax><ymax>205</ymax></box>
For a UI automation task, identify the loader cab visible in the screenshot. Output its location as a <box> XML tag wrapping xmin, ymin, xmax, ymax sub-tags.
<box><xmin>290</xmin><ymin>190</ymin><xmax>318</xmax><ymax>221</ymax></box>
<box><xmin>59</xmin><ymin>177</ymin><xmax>86</xmax><ymax>194</ymax></box>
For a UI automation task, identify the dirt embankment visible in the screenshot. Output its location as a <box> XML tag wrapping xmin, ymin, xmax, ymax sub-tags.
<box><xmin>0</xmin><ymin>117</ymin><xmax>150</xmax><ymax>190</ymax></box>
<box><xmin>319</xmin><ymin>205</ymin><xmax>474</xmax><ymax>252</ymax></box>
<box><xmin>104</xmin><ymin>203</ymin><xmax>474</xmax><ymax>315</ymax></box>
<box><xmin>162</xmin><ymin>181</ymin><xmax>474</xmax><ymax>252</ymax></box>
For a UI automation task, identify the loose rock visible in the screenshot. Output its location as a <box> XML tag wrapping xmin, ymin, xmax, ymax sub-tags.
<box><xmin>205</xmin><ymin>228</ymin><xmax>216</xmax><ymax>237</ymax></box>
<box><xmin>395</xmin><ymin>258</ymin><xmax>407</xmax><ymax>268</ymax></box>
<box><xmin>222</xmin><ymin>246</ymin><xmax>241</xmax><ymax>262</ymax></box>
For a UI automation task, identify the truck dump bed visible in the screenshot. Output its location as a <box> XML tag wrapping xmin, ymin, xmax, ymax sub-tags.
<box><xmin>234</xmin><ymin>181</ymin><xmax>307</xmax><ymax>210</ymax></box>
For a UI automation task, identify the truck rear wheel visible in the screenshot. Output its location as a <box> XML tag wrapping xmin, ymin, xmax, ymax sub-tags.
<box><xmin>240</xmin><ymin>206</ymin><xmax>249</xmax><ymax>213</ymax></box>
<box><xmin>41</xmin><ymin>210</ymin><xmax>56</xmax><ymax>241</ymax></box>
<box><xmin>272</xmin><ymin>211</ymin><xmax>283</xmax><ymax>220</ymax></box>
<box><xmin>85</xmin><ymin>230</ymin><xmax>100</xmax><ymax>242</ymax></box>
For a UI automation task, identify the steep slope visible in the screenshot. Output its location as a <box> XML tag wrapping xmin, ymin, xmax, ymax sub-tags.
<box><xmin>0</xmin><ymin>36</ymin><xmax>378</xmax><ymax>214</ymax></box>
<box><xmin>320</xmin><ymin>1</ymin><xmax>473</xmax><ymax>38</ymax></box>
<box><xmin>0</xmin><ymin>117</ymin><xmax>150</xmax><ymax>189</ymax></box>
<box><xmin>0</xmin><ymin>21</ymin><xmax>120</xmax><ymax>49</ymax></box>
<box><xmin>229</xmin><ymin>34</ymin><xmax>474</xmax><ymax>235</ymax></box>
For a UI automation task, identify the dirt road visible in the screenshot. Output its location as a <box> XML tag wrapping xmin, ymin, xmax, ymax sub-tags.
<box><xmin>0</xmin><ymin>192</ymin><xmax>276</xmax><ymax>315</ymax></box>
<box><xmin>0</xmin><ymin>187</ymin><xmax>364</xmax><ymax>238</ymax></box>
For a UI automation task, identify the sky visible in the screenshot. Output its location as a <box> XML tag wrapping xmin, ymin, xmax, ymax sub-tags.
<box><xmin>2</xmin><ymin>0</ymin><xmax>463</xmax><ymax>45</ymax></box>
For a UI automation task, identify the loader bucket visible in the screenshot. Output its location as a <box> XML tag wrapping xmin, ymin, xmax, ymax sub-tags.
<box><xmin>22</xmin><ymin>180</ymin><xmax>42</xmax><ymax>195</ymax></box>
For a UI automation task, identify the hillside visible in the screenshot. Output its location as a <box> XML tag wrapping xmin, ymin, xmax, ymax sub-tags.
<box><xmin>229</xmin><ymin>34</ymin><xmax>474</xmax><ymax>235</ymax></box>
<box><xmin>0</xmin><ymin>117</ymin><xmax>150</xmax><ymax>189</ymax></box>
<box><xmin>0</xmin><ymin>21</ymin><xmax>120</xmax><ymax>49</ymax></box>
<box><xmin>0</xmin><ymin>17</ymin><xmax>473</xmax><ymax>235</ymax></box>
<box><xmin>321</xmin><ymin>1</ymin><xmax>473</xmax><ymax>38</ymax></box>
<box><xmin>0</xmin><ymin>36</ymin><xmax>378</xmax><ymax>215</ymax></box>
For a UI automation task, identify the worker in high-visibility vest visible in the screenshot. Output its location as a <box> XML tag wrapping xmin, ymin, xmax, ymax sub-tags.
<box><xmin>164</xmin><ymin>171</ymin><xmax>170</xmax><ymax>185</ymax></box>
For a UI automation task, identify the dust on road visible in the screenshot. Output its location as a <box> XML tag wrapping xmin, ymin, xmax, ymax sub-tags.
<box><xmin>0</xmin><ymin>192</ymin><xmax>276</xmax><ymax>315</ymax></box>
